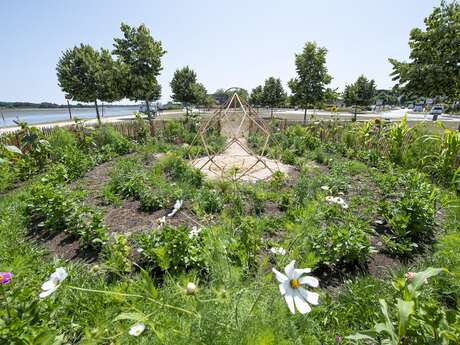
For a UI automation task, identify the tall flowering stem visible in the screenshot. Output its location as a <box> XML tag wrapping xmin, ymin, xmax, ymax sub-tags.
<box><xmin>68</xmin><ymin>286</ymin><xmax>198</xmax><ymax>317</ymax></box>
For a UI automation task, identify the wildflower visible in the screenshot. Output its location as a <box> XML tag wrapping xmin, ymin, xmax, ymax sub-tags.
<box><xmin>335</xmin><ymin>335</ymin><xmax>343</xmax><ymax>343</ymax></box>
<box><xmin>325</xmin><ymin>196</ymin><xmax>349</xmax><ymax>209</ymax></box>
<box><xmin>188</xmin><ymin>226</ymin><xmax>202</xmax><ymax>239</ymax></box>
<box><xmin>374</xmin><ymin>118</ymin><xmax>382</xmax><ymax>126</ymax></box>
<box><xmin>158</xmin><ymin>216</ymin><xmax>166</xmax><ymax>228</ymax></box>
<box><xmin>272</xmin><ymin>260</ymin><xmax>319</xmax><ymax>314</ymax></box>
<box><xmin>186</xmin><ymin>282</ymin><xmax>197</xmax><ymax>295</ymax></box>
<box><xmin>270</xmin><ymin>247</ymin><xmax>286</xmax><ymax>256</ymax></box>
<box><xmin>320</xmin><ymin>185</ymin><xmax>330</xmax><ymax>192</ymax></box>
<box><xmin>39</xmin><ymin>267</ymin><xmax>68</xmax><ymax>298</ymax></box>
<box><xmin>128</xmin><ymin>323</ymin><xmax>145</xmax><ymax>337</ymax></box>
<box><xmin>0</xmin><ymin>272</ymin><xmax>12</xmax><ymax>285</ymax></box>
<box><xmin>136</xmin><ymin>248</ymin><xmax>144</xmax><ymax>253</ymax></box>
<box><xmin>405</xmin><ymin>271</ymin><xmax>415</xmax><ymax>283</ymax></box>
<box><xmin>167</xmin><ymin>200</ymin><xmax>183</xmax><ymax>217</ymax></box>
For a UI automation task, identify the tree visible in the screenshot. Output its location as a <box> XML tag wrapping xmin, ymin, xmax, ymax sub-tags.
<box><xmin>288</xmin><ymin>42</ymin><xmax>332</xmax><ymax>124</ymax></box>
<box><xmin>57</xmin><ymin>44</ymin><xmax>122</xmax><ymax>124</ymax></box>
<box><xmin>343</xmin><ymin>75</ymin><xmax>377</xmax><ymax>121</ymax></box>
<box><xmin>389</xmin><ymin>1</ymin><xmax>460</xmax><ymax>101</ymax></box>
<box><xmin>262</xmin><ymin>77</ymin><xmax>286</xmax><ymax>117</ymax></box>
<box><xmin>249</xmin><ymin>85</ymin><xmax>264</xmax><ymax>106</ymax></box>
<box><xmin>113</xmin><ymin>23</ymin><xmax>166</xmax><ymax>123</ymax></box>
<box><xmin>170</xmin><ymin>66</ymin><xmax>207</xmax><ymax>115</ymax></box>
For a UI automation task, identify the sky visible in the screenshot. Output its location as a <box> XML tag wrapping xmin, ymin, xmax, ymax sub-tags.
<box><xmin>0</xmin><ymin>0</ymin><xmax>442</xmax><ymax>104</ymax></box>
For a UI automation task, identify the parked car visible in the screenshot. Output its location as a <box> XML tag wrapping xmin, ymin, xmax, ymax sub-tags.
<box><xmin>430</xmin><ymin>105</ymin><xmax>443</xmax><ymax>115</ymax></box>
<box><xmin>139</xmin><ymin>103</ymin><xmax>157</xmax><ymax>117</ymax></box>
<box><xmin>430</xmin><ymin>105</ymin><xmax>443</xmax><ymax>120</ymax></box>
<box><xmin>413</xmin><ymin>103</ymin><xmax>424</xmax><ymax>112</ymax></box>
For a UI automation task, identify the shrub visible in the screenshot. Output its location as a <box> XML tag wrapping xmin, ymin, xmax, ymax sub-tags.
<box><xmin>102</xmin><ymin>234</ymin><xmax>132</xmax><ymax>274</ymax></box>
<box><xmin>106</xmin><ymin>158</ymin><xmax>147</xmax><ymax>199</ymax></box>
<box><xmin>194</xmin><ymin>188</ymin><xmax>224</xmax><ymax>215</ymax></box>
<box><xmin>380</xmin><ymin>171</ymin><xmax>438</xmax><ymax>257</ymax></box>
<box><xmin>136</xmin><ymin>225</ymin><xmax>205</xmax><ymax>274</ymax></box>
<box><xmin>92</xmin><ymin>125</ymin><xmax>132</xmax><ymax>155</ymax></box>
<box><xmin>310</xmin><ymin>222</ymin><xmax>370</xmax><ymax>268</ymax></box>
<box><xmin>27</xmin><ymin>180</ymin><xmax>108</xmax><ymax>250</ymax></box>
<box><xmin>156</xmin><ymin>153</ymin><xmax>203</xmax><ymax>187</ymax></box>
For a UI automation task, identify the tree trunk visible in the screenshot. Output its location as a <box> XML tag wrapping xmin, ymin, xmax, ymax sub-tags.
<box><xmin>303</xmin><ymin>108</ymin><xmax>307</xmax><ymax>126</ymax></box>
<box><xmin>94</xmin><ymin>100</ymin><xmax>101</xmax><ymax>124</ymax></box>
<box><xmin>353</xmin><ymin>104</ymin><xmax>358</xmax><ymax>122</ymax></box>
<box><xmin>270</xmin><ymin>107</ymin><xmax>274</xmax><ymax>119</ymax></box>
<box><xmin>66</xmin><ymin>100</ymin><xmax>72</xmax><ymax>120</ymax></box>
<box><xmin>145</xmin><ymin>100</ymin><xmax>154</xmax><ymax>136</ymax></box>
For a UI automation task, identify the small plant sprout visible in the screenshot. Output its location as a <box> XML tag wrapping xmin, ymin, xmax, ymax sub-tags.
<box><xmin>270</xmin><ymin>247</ymin><xmax>286</xmax><ymax>255</ymax></box>
<box><xmin>186</xmin><ymin>282</ymin><xmax>197</xmax><ymax>295</ymax></box>
<box><xmin>39</xmin><ymin>267</ymin><xmax>68</xmax><ymax>298</ymax></box>
<box><xmin>167</xmin><ymin>199</ymin><xmax>183</xmax><ymax>217</ymax></box>
<box><xmin>0</xmin><ymin>272</ymin><xmax>12</xmax><ymax>285</ymax></box>
<box><xmin>128</xmin><ymin>323</ymin><xmax>145</xmax><ymax>337</ymax></box>
<box><xmin>272</xmin><ymin>260</ymin><xmax>319</xmax><ymax>314</ymax></box>
<box><xmin>325</xmin><ymin>196</ymin><xmax>349</xmax><ymax>209</ymax></box>
<box><xmin>188</xmin><ymin>226</ymin><xmax>202</xmax><ymax>239</ymax></box>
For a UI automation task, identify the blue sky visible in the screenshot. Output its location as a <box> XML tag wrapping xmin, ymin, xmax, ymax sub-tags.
<box><xmin>0</xmin><ymin>0</ymin><xmax>441</xmax><ymax>104</ymax></box>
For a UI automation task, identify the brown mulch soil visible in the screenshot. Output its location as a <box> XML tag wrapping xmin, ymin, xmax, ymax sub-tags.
<box><xmin>37</xmin><ymin>153</ymin><xmax>204</xmax><ymax>260</ymax></box>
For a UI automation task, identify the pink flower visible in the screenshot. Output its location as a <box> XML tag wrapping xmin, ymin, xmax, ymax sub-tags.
<box><xmin>0</xmin><ymin>272</ymin><xmax>12</xmax><ymax>285</ymax></box>
<box><xmin>405</xmin><ymin>272</ymin><xmax>415</xmax><ymax>283</ymax></box>
<box><xmin>335</xmin><ymin>335</ymin><xmax>342</xmax><ymax>343</ymax></box>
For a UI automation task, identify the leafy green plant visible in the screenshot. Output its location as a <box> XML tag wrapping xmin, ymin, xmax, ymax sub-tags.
<box><xmin>380</xmin><ymin>171</ymin><xmax>438</xmax><ymax>257</ymax></box>
<box><xmin>136</xmin><ymin>225</ymin><xmax>205</xmax><ymax>274</ymax></box>
<box><xmin>27</xmin><ymin>180</ymin><xmax>108</xmax><ymax>250</ymax></box>
<box><xmin>347</xmin><ymin>268</ymin><xmax>459</xmax><ymax>345</ymax></box>
<box><xmin>102</xmin><ymin>234</ymin><xmax>132</xmax><ymax>274</ymax></box>
<box><xmin>193</xmin><ymin>188</ymin><xmax>224</xmax><ymax>215</ymax></box>
<box><xmin>311</xmin><ymin>222</ymin><xmax>370</xmax><ymax>268</ymax></box>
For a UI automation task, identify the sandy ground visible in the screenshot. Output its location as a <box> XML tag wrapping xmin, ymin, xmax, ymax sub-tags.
<box><xmin>192</xmin><ymin>139</ymin><xmax>295</xmax><ymax>182</ymax></box>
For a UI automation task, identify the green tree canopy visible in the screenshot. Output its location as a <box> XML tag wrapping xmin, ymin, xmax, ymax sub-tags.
<box><xmin>343</xmin><ymin>75</ymin><xmax>377</xmax><ymax>120</ymax></box>
<box><xmin>113</xmin><ymin>23</ymin><xmax>166</xmax><ymax>119</ymax></box>
<box><xmin>288</xmin><ymin>42</ymin><xmax>332</xmax><ymax>124</ymax></box>
<box><xmin>170</xmin><ymin>66</ymin><xmax>208</xmax><ymax>114</ymax></box>
<box><xmin>262</xmin><ymin>77</ymin><xmax>286</xmax><ymax>116</ymax></box>
<box><xmin>56</xmin><ymin>44</ymin><xmax>123</xmax><ymax>123</ymax></box>
<box><xmin>249</xmin><ymin>85</ymin><xmax>264</xmax><ymax>106</ymax></box>
<box><xmin>389</xmin><ymin>1</ymin><xmax>460</xmax><ymax>101</ymax></box>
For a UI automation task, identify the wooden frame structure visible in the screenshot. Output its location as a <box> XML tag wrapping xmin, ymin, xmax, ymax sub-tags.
<box><xmin>188</xmin><ymin>92</ymin><xmax>276</xmax><ymax>180</ymax></box>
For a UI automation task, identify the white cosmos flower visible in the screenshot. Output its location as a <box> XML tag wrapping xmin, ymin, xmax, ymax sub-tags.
<box><xmin>167</xmin><ymin>200</ymin><xmax>183</xmax><ymax>217</ymax></box>
<box><xmin>128</xmin><ymin>323</ymin><xmax>145</xmax><ymax>337</ymax></box>
<box><xmin>188</xmin><ymin>226</ymin><xmax>202</xmax><ymax>239</ymax></box>
<box><xmin>270</xmin><ymin>247</ymin><xmax>286</xmax><ymax>255</ymax></box>
<box><xmin>272</xmin><ymin>260</ymin><xmax>319</xmax><ymax>314</ymax></box>
<box><xmin>325</xmin><ymin>196</ymin><xmax>349</xmax><ymax>209</ymax></box>
<box><xmin>39</xmin><ymin>267</ymin><xmax>68</xmax><ymax>298</ymax></box>
<box><xmin>158</xmin><ymin>216</ymin><xmax>166</xmax><ymax>228</ymax></box>
<box><xmin>186</xmin><ymin>282</ymin><xmax>197</xmax><ymax>295</ymax></box>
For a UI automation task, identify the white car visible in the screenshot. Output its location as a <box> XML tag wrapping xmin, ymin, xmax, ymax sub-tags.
<box><xmin>430</xmin><ymin>105</ymin><xmax>443</xmax><ymax>115</ymax></box>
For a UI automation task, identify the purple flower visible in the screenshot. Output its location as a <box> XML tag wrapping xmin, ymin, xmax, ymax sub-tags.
<box><xmin>0</xmin><ymin>272</ymin><xmax>12</xmax><ymax>285</ymax></box>
<box><xmin>335</xmin><ymin>335</ymin><xmax>342</xmax><ymax>343</ymax></box>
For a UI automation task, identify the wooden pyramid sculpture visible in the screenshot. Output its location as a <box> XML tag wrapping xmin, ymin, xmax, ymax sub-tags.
<box><xmin>188</xmin><ymin>92</ymin><xmax>282</xmax><ymax>181</ymax></box>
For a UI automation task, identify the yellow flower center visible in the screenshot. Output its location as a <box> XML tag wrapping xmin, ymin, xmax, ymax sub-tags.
<box><xmin>290</xmin><ymin>279</ymin><xmax>300</xmax><ymax>289</ymax></box>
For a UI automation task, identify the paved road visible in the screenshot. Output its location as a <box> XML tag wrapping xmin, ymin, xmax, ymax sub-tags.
<box><xmin>2</xmin><ymin>108</ymin><xmax>459</xmax><ymax>135</ymax></box>
<box><xmin>274</xmin><ymin>108</ymin><xmax>459</xmax><ymax>122</ymax></box>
